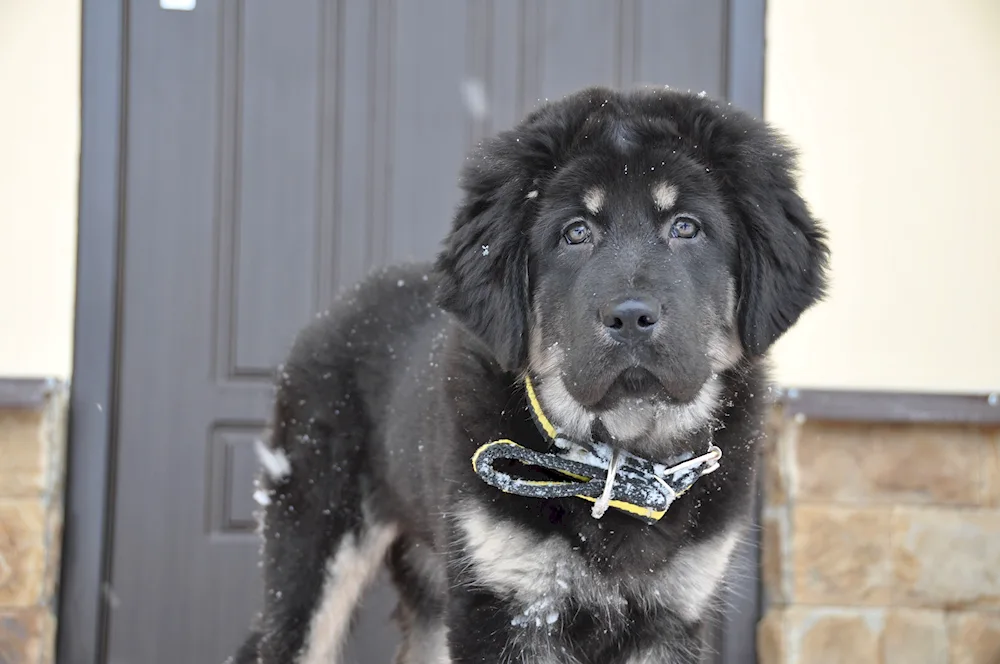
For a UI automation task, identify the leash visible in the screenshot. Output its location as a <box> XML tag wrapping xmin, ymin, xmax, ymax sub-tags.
<box><xmin>471</xmin><ymin>377</ymin><xmax>722</xmax><ymax>525</ymax></box>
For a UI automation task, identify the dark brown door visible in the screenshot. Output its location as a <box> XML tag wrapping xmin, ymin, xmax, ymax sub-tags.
<box><xmin>106</xmin><ymin>1</ymin><xmax>739</xmax><ymax>662</ymax></box>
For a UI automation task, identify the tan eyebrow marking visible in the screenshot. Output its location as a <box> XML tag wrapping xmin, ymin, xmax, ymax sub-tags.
<box><xmin>652</xmin><ymin>182</ymin><xmax>679</xmax><ymax>211</ymax></box>
<box><xmin>583</xmin><ymin>187</ymin><xmax>604</xmax><ymax>215</ymax></box>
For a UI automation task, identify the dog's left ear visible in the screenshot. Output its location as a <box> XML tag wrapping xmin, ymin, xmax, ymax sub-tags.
<box><xmin>727</xmin><ymin>133</ymin><xmax>830</xmax><ymax>356</ymax></box>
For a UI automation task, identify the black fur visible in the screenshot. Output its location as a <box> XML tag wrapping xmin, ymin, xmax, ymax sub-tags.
<box><xmin>230</xmin><ymin>86</ymin><xmax>828</xmax><ymax>664</ymax></box>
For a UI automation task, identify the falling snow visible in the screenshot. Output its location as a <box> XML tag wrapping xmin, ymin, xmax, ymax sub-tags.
<box><xmin>254</xmin><ymin>439</ymin><xmax>291</xmax><ymax>480</ymax></box>
<box><xmin>461</xmin><ymin>78</ymin><xmax>488</xmax><ymax>120</ymax></box>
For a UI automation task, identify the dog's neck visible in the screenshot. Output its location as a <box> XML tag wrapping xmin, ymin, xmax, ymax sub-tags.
<box><xmin>523</xmin><ymin>372</ymin><xmax>720</xmax><ymax>463</ymax></box>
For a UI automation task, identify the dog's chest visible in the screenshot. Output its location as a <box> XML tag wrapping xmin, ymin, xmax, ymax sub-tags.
<box><xmin>455</xmin><ymin>506</ymin><xmax>740</xmax><ymax>633</ymax></box>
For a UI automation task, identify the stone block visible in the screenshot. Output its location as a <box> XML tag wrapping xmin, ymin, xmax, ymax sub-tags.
<box><xmin>948</xmin><ymin>612</ymin><xmax>1000</xmax><ymax>664</ymax></box>
<box><xmin>792</xmin><ymin>505</ymin><xmax>892</xmax><ymax>605</ymax></box>
<box><xmin>785</xmin><ymin>607</ymin><xmax>883</xmax><ymax>664</ymax></box>
<box><xmin>794</xmin><ymin>422</ymin><xmax>874</xmax><ymax>503</ymax></box>
<box><xmin>42</xmin><ymin>499</ymin><xmax>63</xmax><ymax>603</ymax></box>
<box><xmin>882</xmin><ymin>609</ymin><xmax>948</xmax><ymax>664</ymax></box>
<box><xmin>0</xmin><ymin>607</ymin><xmax>54</xmax><ymax>664</ymax></box>
<box><xmin>756</xmin><ymin>609</ymin><xmax>785</xmax><ymax>664</ymax></box>
<box><xmin>985</xmin><ymin>433</ymin><xmax>1000</xmax><ymax>507</ymax></box>
<box><xmin>762</xmin><ymin>409</ymin><xmax>792</xmax><ymax>507</ymax></box>
<box><xmin>795</xmin><ymin>422</ymin><xmax>992</xmax><ymax>506</ymax></box>
<box><xmin>891</xmin><ymin>507</ymin><xmax>1000</xmax><ymax>610</ymax></box>
<box><xmin>0</xmin><ymin>500</ymin><xmax>45</xmax><ymax>607</ymax></box>
<box><xmin>0</xmin><ymin>410</ymin><xmax>45</xmax><ymax>499</ymax></box>
<box><xmin>761</xmin><ymin>508</ymin><xmax>788</xmax><ymax>605</ymax></box>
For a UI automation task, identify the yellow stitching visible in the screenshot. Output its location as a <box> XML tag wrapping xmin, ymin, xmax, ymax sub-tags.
<box><xmin>574</xmin><ymin>494</ymin><xmax>665</xmax><ymax>520</ymax></box>
<box><xmin>524</xmin><ymin>376</ymin><xmax>557</xmax><ymax>440</ymax></box>
<box><xmin>471</xmin><ymin>439</ymin><xmax>518</xmax><ymax>471</ymax></box>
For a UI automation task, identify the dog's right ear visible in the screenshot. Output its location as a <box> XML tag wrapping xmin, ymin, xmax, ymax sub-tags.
<box><xmin>433</xmin><ymin>144</ymin><xmax>538</xmax><ymax>373</ymax></box>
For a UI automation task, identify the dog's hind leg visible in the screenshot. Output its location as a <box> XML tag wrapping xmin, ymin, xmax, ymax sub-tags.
<box><xmin>292</xmin><ymin>520</ymin><xmax>399</xmax><ymax>663</ymax></box>
<box><xmin>243</xmin><ymin>372</ymin><xmax>398</xmax><ymax>664</ymax></box>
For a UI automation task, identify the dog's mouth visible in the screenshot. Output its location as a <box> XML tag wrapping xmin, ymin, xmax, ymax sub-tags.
<box><xmin>594</xmin><ymin>367</ymin><xmax>667</xmax><ymax>407</ymax></box>
<box><xmin>588</xmin><ymin>364</ymin><xmax>712</xmax><ymax>410</ymax></box>
<box><xmin>617</xmin><ymin>367</ymin><xmax>662</xmax><ymax>394</ymax></box>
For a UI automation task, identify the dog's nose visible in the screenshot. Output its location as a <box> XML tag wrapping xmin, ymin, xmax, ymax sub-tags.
<box><xmin>600</xmin><ymin>298</ymin><xmax>660</xmax><ymax>343</ymax></box>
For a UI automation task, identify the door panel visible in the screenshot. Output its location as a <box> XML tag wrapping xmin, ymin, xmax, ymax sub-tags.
<box><xmin>230</xmin><ymin>1</ymin><xmax>325</xmax><ymax>374</ymax></box>
<box><xmin>109</xmin><ymin>1</ymin><xmax>730</xmax><ymax>662</ymax></box>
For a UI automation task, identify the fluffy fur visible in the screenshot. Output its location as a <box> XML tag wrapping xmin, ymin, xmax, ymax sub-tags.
<box><xmin>228</xmin><ymin>86</ymin><xmax>828</xmax><ymax>664</ymax></box>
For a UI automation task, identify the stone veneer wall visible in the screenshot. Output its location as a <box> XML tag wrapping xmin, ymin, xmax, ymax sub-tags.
<box><xmin>758</xmin><ymin>411</ymin><xmax>1000</xmax><ymax>663</ymax></box>
<box><xmin>0</xmin><ymin>382</ymin><xmax>67</xmax><ymax>663</ymax></box>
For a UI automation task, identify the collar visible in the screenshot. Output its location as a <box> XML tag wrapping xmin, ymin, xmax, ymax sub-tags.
<box><xmin>471</xmin><ymin>376</ymin><xmax>722</xmax><ymax>525</ymax></box>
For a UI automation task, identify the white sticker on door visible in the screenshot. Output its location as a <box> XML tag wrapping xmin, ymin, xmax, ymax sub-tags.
<box><xmin>160</xmin><ymin>0</ymin><xmax>196</xmax><ymax>10</ymax></box>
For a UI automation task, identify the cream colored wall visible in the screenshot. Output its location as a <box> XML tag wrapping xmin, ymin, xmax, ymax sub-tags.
<box><xmin>765</xmin><ymin>0</ymin><xmax>1000</xmax><ymax>394</ymax></box>
<box><xmin>0</xmin><ymin>0</ymin><xmax>81</xmax><ymax>379</ymax></box>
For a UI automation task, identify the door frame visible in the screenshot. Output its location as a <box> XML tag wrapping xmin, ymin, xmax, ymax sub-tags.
<box><xmin>58</xmin><ymin>1</ymin><xmax>767</xmax><ymax>662</ymax></box>
<box><xmin>59</xmin><ymin>0</ymin><xmax>127</xmax><ymax>661</ymax></box>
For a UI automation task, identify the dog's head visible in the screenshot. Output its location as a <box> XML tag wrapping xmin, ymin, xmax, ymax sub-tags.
<box><xmin>435</xmin><ymin>87</ymin><xmax>828</xmax><ymax>453</ymax></box>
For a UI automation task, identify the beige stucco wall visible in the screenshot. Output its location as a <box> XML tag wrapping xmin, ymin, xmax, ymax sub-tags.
<box><xmin>0</xmin><ymin>0</ymin><xmax>81</xmax><ymax>380</ymax></box>
<box><xmin>765</xmin><ymin>0</ymin><xmax>1000</xmax><ymax>394</ymax></box>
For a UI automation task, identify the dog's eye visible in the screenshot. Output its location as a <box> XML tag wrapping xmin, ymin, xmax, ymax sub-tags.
<box><xmin>670</xmin><ymin>216</ymin><xmax>700</xmax><ymax>239</ymax></box>
<box><xmin>563</xmin><ymin>221</ymin><xmax>593</xmax><ymax>245</ymax></box>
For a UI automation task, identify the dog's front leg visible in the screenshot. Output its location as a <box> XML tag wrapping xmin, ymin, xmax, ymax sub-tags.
<box><xmin>445</xmin><ymin>584</ymin><xmax>567</xmax><ymax>664</ymax></box>
<box><xmin>616</xmin><ymin>612</ymin><xmax>708</xmax><ymax>664</ymax></box>
<box><xmin>444</xmin><ymin>584</ymin><xmax>522</xmax><ymax>664</ymax></box>
<box><xmin>621</xmin><ymin>639</ymin><xmax>705</xmax><ymax>664</ymax></box>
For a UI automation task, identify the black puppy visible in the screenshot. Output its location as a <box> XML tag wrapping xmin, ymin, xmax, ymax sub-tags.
<box><xmin>230</xmin><ymin>86</ymin><xmax>828</xmax><ymax>664</ymax></box>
